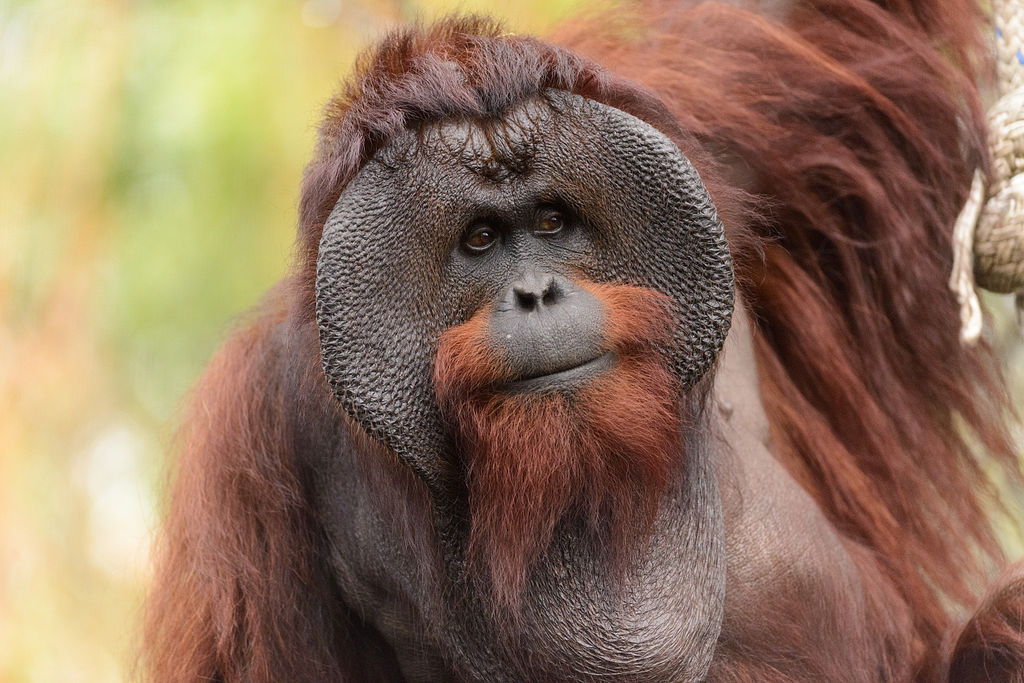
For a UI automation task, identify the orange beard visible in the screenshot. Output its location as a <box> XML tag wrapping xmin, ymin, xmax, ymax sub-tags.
<box><xmin>434</xmin><ymin>283</ymin><xmax>684</xmax><ymax>608</ymax></box>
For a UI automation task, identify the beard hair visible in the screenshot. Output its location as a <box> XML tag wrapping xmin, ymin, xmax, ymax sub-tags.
<box><xmin>434</xmin><ymin>284</ymin><xmax>685</xmax><ymax>609</ymax></box>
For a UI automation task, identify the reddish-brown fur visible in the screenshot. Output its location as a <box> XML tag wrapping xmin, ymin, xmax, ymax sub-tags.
<box><xmin>140</xmin><ymin>295</ymin><xmax>408</xmax><ymax>681</ymax></box>
<box><xmin>946</xmin><ymin>563</ymin><xmax>1024</xmax><ymax>682</ymax></box>
<box><xmin>559</xmin><ymin>2</ymin><xmax>1020</xmax><ymax>676</ymax></box>
<box><xmin>142</xmin><ymin>2</ymin><xmax>1024</xmax><ymax>681</ymax></box>
<box><xmin>434</xmin><ymin>284</ymin><xmax>682</xmax><ymax>608</ymax></box>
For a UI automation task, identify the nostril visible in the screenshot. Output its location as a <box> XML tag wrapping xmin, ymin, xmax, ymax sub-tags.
<box><xmin>514</xmin><ymin>287</ymin><xmax>539</xmax><ymax>312</ymax></box>
<box><xmin>540</xmin><ymin>276</ymin><xmax>561</xmax><ymax>307</ymax></box>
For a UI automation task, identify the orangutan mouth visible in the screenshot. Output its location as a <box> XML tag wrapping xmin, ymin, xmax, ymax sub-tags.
<box><xmin>505</xmin><ymin>352</ymin><xmax>616</xmax><ymax>393</ymax></box>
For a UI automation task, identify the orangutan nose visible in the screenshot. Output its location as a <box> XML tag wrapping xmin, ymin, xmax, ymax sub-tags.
<box><xmin>490</xmin><ymin>272</ymin><xmax>608</xmax><ymax>389</ymax></box>
<box><xmin>512</xmin><ymin>272</ymin><xmax>564</xmax><ymax>312</ymax></box>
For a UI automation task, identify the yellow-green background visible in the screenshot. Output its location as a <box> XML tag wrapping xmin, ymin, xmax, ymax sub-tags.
<box><xmin>0</xmin><ymin>1</ymin><xmax>1020</xmax><ymax>681</ymax></box>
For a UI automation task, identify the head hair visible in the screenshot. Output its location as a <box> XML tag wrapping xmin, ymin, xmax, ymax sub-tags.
<box><xmin>291</xmin><ymin>15</ymin><xmax>750</xmax><ymax>317</ymax></box>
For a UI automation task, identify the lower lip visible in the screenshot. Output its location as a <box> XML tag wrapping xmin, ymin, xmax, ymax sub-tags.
<box><xmin>504</xmin><ymin>352</ymin><xmax>616</xmax><ymax>393</ymax></box>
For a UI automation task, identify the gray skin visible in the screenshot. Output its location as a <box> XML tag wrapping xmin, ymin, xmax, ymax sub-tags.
<box><xmin>312</xmin><ymin>92</ymin><xmax>899</xmax><ymax>680</ymax></box>
<box><xmin>490</xmin><ymin>272</ymin><xmax>612</xmax><ymax>393</ymax></box>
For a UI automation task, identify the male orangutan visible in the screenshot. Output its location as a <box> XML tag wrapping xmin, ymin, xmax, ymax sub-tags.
<box><xmin>141</xmin><ymin>1</ymin><xmax>1024</xmax><ymax>680</ymax></box>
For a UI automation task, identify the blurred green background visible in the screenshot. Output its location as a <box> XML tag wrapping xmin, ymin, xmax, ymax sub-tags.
<box><xmin>0</xmin><ymin>1</ymin><xmax>1020</xmax><ymax>681</ymax></box>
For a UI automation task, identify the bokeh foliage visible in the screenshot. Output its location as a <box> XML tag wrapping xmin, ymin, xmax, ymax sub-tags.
<box><xmin>0</xmin><ymin>1</ymin><xmax>1019</xmax><ymax>681</ymax></box>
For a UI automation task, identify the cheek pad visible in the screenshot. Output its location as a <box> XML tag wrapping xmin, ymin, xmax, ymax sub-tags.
<box><xmin>315</xmin><ymin>90</ymin><xmax>734</xmax><ymax>486</ymax></box>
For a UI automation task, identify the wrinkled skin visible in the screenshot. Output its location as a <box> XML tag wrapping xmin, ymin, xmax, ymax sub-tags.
<box><xmin>310</xmin><ymin>92</ymin><xmax>904</xmax><ymax>681</ymax></box>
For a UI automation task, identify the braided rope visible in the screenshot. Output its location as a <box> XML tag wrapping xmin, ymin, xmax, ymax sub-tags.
<box><xmin>950</xmin><ymin>0</ymin><xmax>1024</xmax><ymax>343</ymax></box>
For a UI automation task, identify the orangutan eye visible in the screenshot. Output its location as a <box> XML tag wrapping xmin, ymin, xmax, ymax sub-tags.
<box><xmin>463</xmin><ymin>226</ymin><xmax>499</xmax><ymax>253</ymax></box>
<box><xmin>535</xmin><ymin>211</ymin><xmax>564</xmax><ymax>236</ymax></box>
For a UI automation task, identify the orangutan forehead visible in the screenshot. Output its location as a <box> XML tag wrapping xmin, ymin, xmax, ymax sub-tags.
<box><xmin>404</xmin><ymin>95</ymin><xmax>561</xmax><ymax>181</ymax></box>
